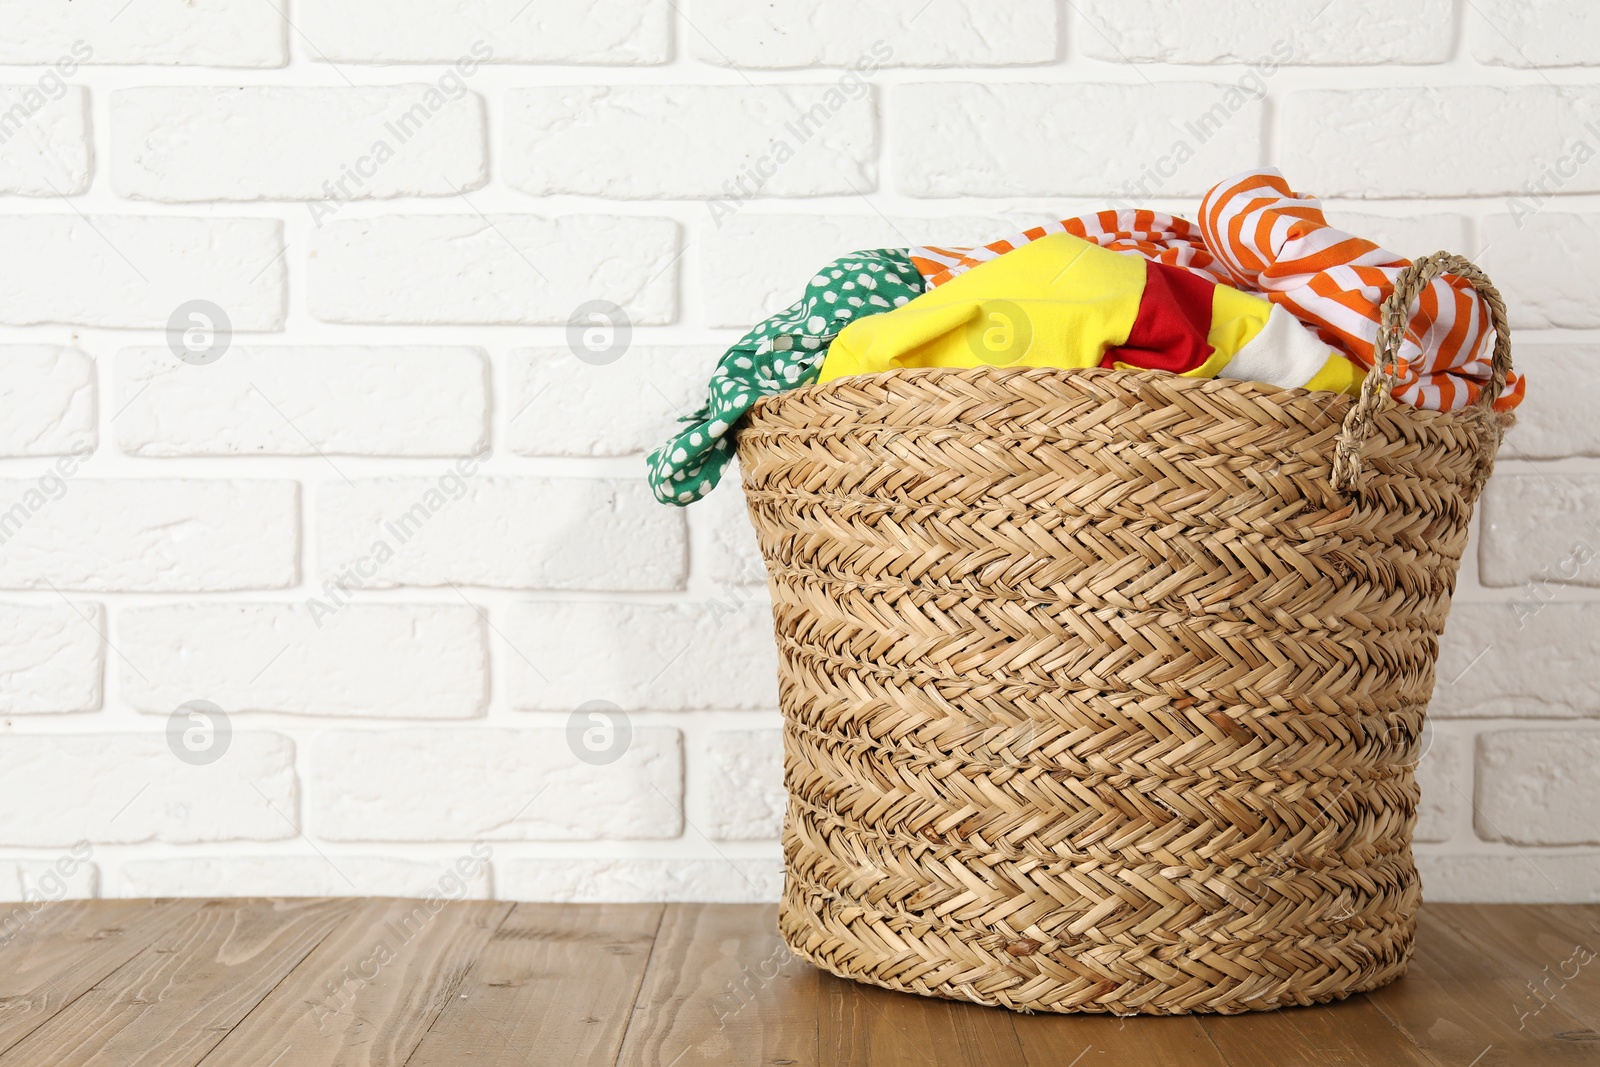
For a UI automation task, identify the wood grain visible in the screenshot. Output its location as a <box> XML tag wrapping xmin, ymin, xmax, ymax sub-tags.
<box><xmin>0</xmin><ymin>899</ymin><xmax>204</xmax><ymax>1058</ymax></box>
<box><xmin>1364</xmin><ymin>907</ymin><xmax>1597</xmax><ymax>1066</ymax></box>
<box><xmin>2</xmin><ymin>899</ymin><xmax>1591</xmax><ymax>1065</ymax></box>
<box><xmin>405</xmin><ymin>902</ymin><xmax>663</xmax><ymax>1067</ymax></box>
<box><xmin>1430</xmin><ymin>903</ymin><xmax>1600</xmax><ymax>1036</ymax></box>
<box><xmin>821</xmin><ymin>971</ymin><xmax>1026</xmax><ymax>1067</ymax></box>
<box><xmin>0</xmin><ymin>898</ymin><xmax>354</xmax><ymax>1067</ymax></box>
<box><xmin>616</xmin><ymin>903</ymin><xmax>820</xmax><ymax>1066</ymax></box>
<box><xmin>1200</xmin><ymin>994</ymin><xmax>1437</xmax><ymax>1067</ymax></box>
<box><xmin>1012</xmin><ymin>1010</ymin><xmax>1226</xmax><ymax>1067</ymax></box>
<box><xmin>197</xmin><ymin>897</ymin><xmax>513</xmax><ymax>1067</ymax></box>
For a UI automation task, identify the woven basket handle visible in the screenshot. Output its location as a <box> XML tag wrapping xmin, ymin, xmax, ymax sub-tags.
<box><xmin>1330</xmin><ymin>252</ymin><xmax>1513</xmax><ymax>493</ymax></box>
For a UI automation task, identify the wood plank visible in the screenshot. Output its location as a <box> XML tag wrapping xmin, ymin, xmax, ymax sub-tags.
<box><xmin>199</xmin><ymin>897</ymin><xmax>514</xmax><ymax>1067</ymax></box>
<box><xmin>1430</xmin><ymin>903</ymin><xmax>1600</xmax><ymax>1034</ymax></box>
<box><xmin>1364</xmin><ymin>906</ymin><xmax>1598</xmax><ymax>1066</ymax></box>
<box><xmin>405</xmin><ymin>902</ymin><xmax>662</xmax><ymax>1067</ymax></box>
<box><xmin>0</xmin><ymin>897</ymin><xmax>355</xmax><ymax>1067</ymax></box>
<box><xmin>0</xmin><ymin>899</ymin><xmax>205</xmax><ymax>1057</ymax></box>
<box><xmin>1199</xmin><ymin>994</ymin><xmax>1437</xmax><ymax>1067</ymax></box>
<box><xmin>1012</xmin><ymin>1009</ymin><xmax>1227</xmax><ymax>1067</ymax></box>
<box><xmin>616</xmin><ymin>903</ymin><xmax>820</xmax><ymax>1066</ymax></box>
<box><xmin>821</xmin><ymin>971</ymin><xmax>1027</xmax><ymax>1067</ymax></box>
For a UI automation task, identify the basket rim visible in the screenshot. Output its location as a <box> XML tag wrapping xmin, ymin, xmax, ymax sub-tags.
<box><xmin>748</xmin><ymin>364</ymin><xmax>1492</xmax><ymax>437</ymax></box>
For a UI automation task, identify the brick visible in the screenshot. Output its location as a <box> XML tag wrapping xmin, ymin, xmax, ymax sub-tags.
<box><xmin>319</xmin><ymin>476</ymin><xmax>683</xmax><ymax>591</ymax></box>
<box><xmin>505</xmin><ymin>600</ymin><xmax>779</xmax><ymax>712</ymax></box>
<box><xmin>1479</xmin><ymin>213</ymin><xmax>1600</xmax><ymax>329</ymax></box>
<box><xmin>0</xmin><ymin>346</ymin><xmax>95</xmax><ymax>456</ymax></box>
<box><xmin>0</xmin><ymin>216</ymin><xmax>284</xmax><ymax>329</ymax></box>
<box><xmin>1282</xmin><ymin>88</ymin><xmax>1600</xmax><ymax>198</ymax></box>
<box><xmin>308</xmin><ymin>215</ymin><xmax>677</xmax><ymax>325</ymax></box>
<box><xmin>1501</xmin><ymin>345</ymin><xmax>1600</xmax><ymax>459</ymax></box>
<box><xmin>1476</xmin><ymin>730</ymin><xmax>1600</xmax><ymax>845</ymax></box>
<box><xmin>112</xmin><ymin>86</ymin><xmax>485</xmax><ymax>202</ymax></box>
<box><xmin>893</xmin><ymin>83</ymin><xmax>1261</xmax><ymax>198</ymax></box>
<box><xmin>116</xmin><ymin>853</ymin><xmax>492</xmax><ymax>899</ymax></box>
<box><xmin>1415</xmin><ymin>732</ymin><xmax>1466</xmax><ymax>844</ymax></box>
<box><xmin>690</xmin><ymin>1</ymin><xmax>1056</xmax><ymax>67</ymax></box>
<box><xmin>698</xmin><ymin>471</ymin><xmax>767</xmax><ymax>588</ymax></box>
<box><xmin>0</xmin><ymin>602</ymin><xmax>103</xmax><ymax>714</ymax></box>
<box><xmin>0</xmin><ymin>853</ymin><xmax>98</xmax><ymax>903</ymax></box>
<box><xmin>1319</xmin><ymin>212</ymin><xmax>1469</xmax><ymax>262</ymax></box>
<box><xmin>1416</xmin><ymin>852</ymin><xmax>1600</xmax><ymax>903</ymax></box>
<box><xmin>1432</xmin><ymin>604</ymin><xmax>1600</xmax><ymax>719</ymax></box>
<box><xmin>1477</xmin><ymin>475</ymin><xmax>1600</xmax><ymax>589</ymax></box>
<box><xmin>299</xmin><ymin>1</ymin><xmax>668</xmax><ymax>64</ymax></box>
<box><xmin>504</xmin><ymin>86</ymin><xmax>875</xmax><ymax>199</ymax></box>
<box><xmin>0</xmin><ymin>733</ymin><xmax>296</xmax><ymax>846</ymax></box>
<box><xmin>0</xmin><ymin>85</ymin><xmax>89</xmax><ymax>195</ymax></box>
<box><xmin>1077</xmin><ymin>0</ymin><xmax>1452</xmax><ymax>64</ymax></box>
<box><xmin>119</xmin><ymin>604</ymin><xmax>487</xmax><ymax>719</ymax></box>
<box><xmin>308</xmin><ymin>728</ymin><xmax>683</xmax><ymax>841</ymax></box>
<box><xmin>704</xmin><ymin>728</ymin><xmax>784</xmax><ymax>841</ymax></box>
<box><xmin>698</xmin><ymin>213</ymin><xmax>1053</xmax><ymax>329</ymax></box>
<box><xmin>0</xmin><ymin>2</ymin><xmax>285</xmax><ymax>67</ymax></box>
<box><xmin>0</xmin><ymin>479</ymin><xmax>298</xmax><ymax>592</ymax></box>
<box><xmin>497</xmin><ymin>857</ymin><xmax>781</xmax><ymax>902</ymax></box>
<box><xmin>115</xmin><ymin>346</ymin><xmax>487</xmax><ymax>457</ymax></box>
<box><xmin>1470</xmin><ymin>0</ymin><xmax>1600</xmax><ymax>68</ymax></box>
<box><xmin>507</xmin><ymin>346</ymin><xmax>710</xmax><ymax>457</ymax></box>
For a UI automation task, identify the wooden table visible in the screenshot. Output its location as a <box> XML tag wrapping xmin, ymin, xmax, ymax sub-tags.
<box><xmin>0</xmin><ymin>900</ymin><xmax>1594</xmax><ymax>1065</ymax></box>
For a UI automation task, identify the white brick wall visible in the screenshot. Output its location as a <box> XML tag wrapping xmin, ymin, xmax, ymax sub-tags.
<box><xmin>504</xmin><ymin>86</ymin><xmax>877</xmax><ymax>198</ymax></box>
<box><xmin>0</xmin><ymin>1</ymin><xmax>1594</xmax><ymax>905</ymax></box>
<box><xmin>0</xmin><ymin>85</ymin><xmax>90</xmax><ymax>196</ymax></box>
<box><xmin>111</xmin><ymin>86</ymin><xmax>488</xmax><ymax>202</ymax></box>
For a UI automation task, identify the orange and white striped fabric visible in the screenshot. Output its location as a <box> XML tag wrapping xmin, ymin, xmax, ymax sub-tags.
<box><xmin>1198</xmin><ymin>169</ymin><xmax>1522</xmax><ymax>412</ymax></box>
<box><xmin>911</xmin><ymin>210</ymin><xmax>1232</xmax><ymax>291</ymax></box>
<box><xmin>907</xmin><ymin>173</ymin><xmax>1524</xmax><ymax>413</ymax></box>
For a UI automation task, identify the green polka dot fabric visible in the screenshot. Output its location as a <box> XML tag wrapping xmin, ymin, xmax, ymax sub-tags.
<box><xmin>647</xmin><ymin>249</ymin><xmax>924</xmax><ymax>505</ymax></box>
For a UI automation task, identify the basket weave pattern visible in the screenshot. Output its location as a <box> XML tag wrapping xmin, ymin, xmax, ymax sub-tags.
<box><xmin>735</xmin><ymin>257</ymin><xmax>1512</xmax><ymax>1015</ymax></box>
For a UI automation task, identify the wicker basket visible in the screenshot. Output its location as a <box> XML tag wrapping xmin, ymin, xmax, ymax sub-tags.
<box><xmin>735</xmin><ymin>253</ymin><xmax>1514</xmax><ymax>1015</ymax></box>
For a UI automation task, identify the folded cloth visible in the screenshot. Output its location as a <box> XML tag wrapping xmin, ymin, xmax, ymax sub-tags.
<box><xmin>645</xmin><ymin>249</ymin><xmax>924</xmax><ymax>505</ymax></box>
<box><xmin>818</xmin><ymin>230</ymin><xmax>1365</xmax><ymax>396</ymax></box>
<box><xmin>1199</xmin><ymin>169</ymin><xmax>1523</xmax><ymax>411</ymax></box>
<box><xmin>910</xmin><ymin>209</ymin><xmax>1230</xmax><ymax>290</ymax></box>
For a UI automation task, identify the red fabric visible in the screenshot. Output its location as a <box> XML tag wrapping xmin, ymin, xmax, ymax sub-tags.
<box><xmin>1102</xmin><ymin>261</ymin><xmax>1217</xmax><ymax>373</ymax></box>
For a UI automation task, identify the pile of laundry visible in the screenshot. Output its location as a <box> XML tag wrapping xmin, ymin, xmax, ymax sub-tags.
<box><xmin>647</xmin><ymin>168</ymin><xmax>1525</xmax><ymax>505</ymax></box>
